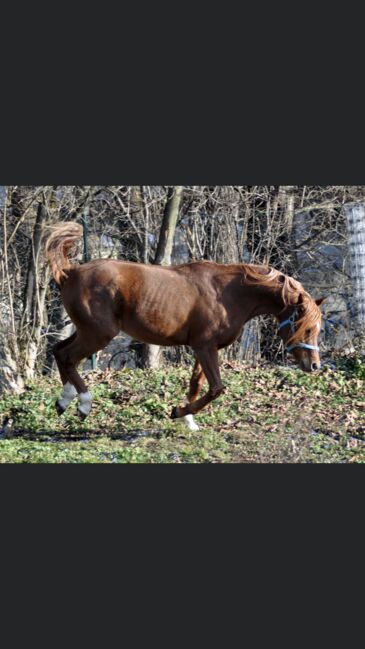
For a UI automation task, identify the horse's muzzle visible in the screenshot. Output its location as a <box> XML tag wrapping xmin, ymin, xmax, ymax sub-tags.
<box><xmin>300</xmin><ymin>360</ymin><xmax>321</xmax><ymax>372</ymax></box>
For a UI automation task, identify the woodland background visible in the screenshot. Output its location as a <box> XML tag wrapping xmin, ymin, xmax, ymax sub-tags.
<box><xmin>1</xmin><ymin>185</ymin><xmax>365</xmax><ymax>395</ymax></box>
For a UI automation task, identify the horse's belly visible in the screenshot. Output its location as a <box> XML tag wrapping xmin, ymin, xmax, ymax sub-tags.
<box><xmin>120</xmin><ymin>311</ymin><xmax>189</xmax><ymax>346</ymax></box>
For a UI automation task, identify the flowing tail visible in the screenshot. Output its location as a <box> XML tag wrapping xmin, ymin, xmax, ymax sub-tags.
<box><xmin>45</xmin><ymin>222</ymin><xmax>83</xmax><ymax>284</ymax></box>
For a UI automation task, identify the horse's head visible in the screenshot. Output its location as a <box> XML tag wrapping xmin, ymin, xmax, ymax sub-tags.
<box><xmin>278</xmin><ymin>295</ymin><xmax>325</xmax><ymax>372</ymax></box>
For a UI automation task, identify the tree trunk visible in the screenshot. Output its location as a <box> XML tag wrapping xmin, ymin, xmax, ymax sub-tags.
<box><xmin>130</xmin><ymin>186</ymin><xmax>147</xmax><ymax>262</ymax></box>
<box><xmin>21</xmin><ymin>202</ymin><xmax>50</xmax><ymax>380</ymax></box>
<box><xmin>0</xmin><ymin>325</ymin><xmax>24</xmax><ymax>394</ymax></box>
<box><xmin>273</xmin><ymin>185</ymin><xmax>296</xmax><ymax>230</ymax></box>
<box><xmin>140</xmin><ymin>186</ymin><xmax>183</xmax><ymax>369</ymax></box>
<box><xmin>43</xmin><ymin>281</ymin><xmax>74</xmax><ymax>374</ymax></box>
<box><xmin>0</xmin><ymin>188</ymin><xmax>23</xmax><ymax>393</ymax></box>
<box><xmin>344</xmin><ymin>203</ymin><xmax>365</xmax><ymax>330</ymax></box>
<box><xmin>154</xmin><ymin>186</ymin><xmax>183</xmax><ymax>265</ymax></box>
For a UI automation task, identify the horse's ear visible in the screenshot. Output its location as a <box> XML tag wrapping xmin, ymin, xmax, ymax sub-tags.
<box><xmin>315</xmin><ymin>297</ymin><xmax>326</xmax><ymax>307</ymax></box>
<box><xmin>297</xmin><ymin>293</ymin><xmax>304</xmax><ymax>305</ymax></box>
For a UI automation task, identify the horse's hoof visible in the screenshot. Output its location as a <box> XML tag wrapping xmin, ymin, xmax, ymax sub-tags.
<box><xmin>170</xmin><ymin>406</ymin><xmax>179</xmax><ymax>419</ymax></box>
<box><xmin>183</xmin><ymin>414</ymin><xmax>199</xmax><ymax>431</ymax></box>
<box><xmin>55</xmin><ymin>401</ymin><xmax>65</xmax><ymax>416</ymax></box>
<box><xmin>77</xmin><ymin>409</ymin><xmax>88</xmax><ymax>421</ymax></box>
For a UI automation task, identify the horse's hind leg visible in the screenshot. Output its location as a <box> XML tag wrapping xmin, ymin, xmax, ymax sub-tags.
<box><xmin>53</xmin><ymin>333</ymin><xmax>78</xmax><ymax>414</ymax></box>
<box><xmin>171</xmin><ymin>346</ymin><xmax>224</xmax><ymax>421</ymax></box>
<box><xmin>182</xmin><ymin>359</ymin><xmax>206</xmax><ymax>431</ymax></box>
<box><xmin>56</xmin><ymin>328</ymin><xmax>117</xmax><ymax>419</ymax></box>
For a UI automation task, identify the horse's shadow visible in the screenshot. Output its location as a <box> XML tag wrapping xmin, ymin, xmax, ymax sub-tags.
<box><xmin>0</xmin><ymin>426</ymin><xmax>171</xmax><ymax>443</ymax></box>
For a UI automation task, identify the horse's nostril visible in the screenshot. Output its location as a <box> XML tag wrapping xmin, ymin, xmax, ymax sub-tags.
<box><xmin>311</xmin><ymin>362</ymin><xmax>319</xmax><ymax>371</ymax></box>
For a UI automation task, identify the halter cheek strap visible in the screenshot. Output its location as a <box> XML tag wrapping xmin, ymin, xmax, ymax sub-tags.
<box><xmin>278</xmin><ymin>312</ymin><xmax>320</xmax><ymax>353</ymax></box>
<box><xmin>278</xmin><ymin>314</ymin><xmax>297</xmax><ymax>336</ymax></box>
<box><xmin>278</xmin><ymin>316</ymin><xmax>295</xmax><ymax>330</ymax></box>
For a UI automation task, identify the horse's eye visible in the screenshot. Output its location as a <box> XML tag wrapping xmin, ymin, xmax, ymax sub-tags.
<box><xmin>306</xmin><ymin>329</ymin><xmax>311</xmax><ymax>335</ymax></box>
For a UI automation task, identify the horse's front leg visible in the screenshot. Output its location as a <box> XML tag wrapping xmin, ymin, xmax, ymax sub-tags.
<box><xmin>181</xmin><ymin>358</ymin><xmax>206</xmax><ymax>430</ymax></box>
<box><xmin>171</xmin><ymin>347</ymin><xmax>224</xmax><ymax>422</ymax></box>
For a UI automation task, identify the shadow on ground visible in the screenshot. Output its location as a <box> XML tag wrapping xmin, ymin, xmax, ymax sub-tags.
<box><xmin>0</xmin><ymin>427</ymin><xmax>172</xmax><ymax>443</ymax></box>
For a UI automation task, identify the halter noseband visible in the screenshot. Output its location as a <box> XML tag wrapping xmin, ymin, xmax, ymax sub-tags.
<box><xmin>278</xmin><ymin>310</ymin><xmax>320</xmax><ymax>353</ymax></box>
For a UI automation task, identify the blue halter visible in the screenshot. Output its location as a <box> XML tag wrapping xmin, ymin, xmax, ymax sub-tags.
<box><xmin>278</xmin><ymin>311</ymin><xmax>320</xmax><ymax>353</ymax></box>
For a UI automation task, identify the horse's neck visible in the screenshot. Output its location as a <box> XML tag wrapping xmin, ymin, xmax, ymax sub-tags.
<box><xmin>243</xmin><ymin>283</ymin><xmax>287</xmax><ymax>320</ymax></box>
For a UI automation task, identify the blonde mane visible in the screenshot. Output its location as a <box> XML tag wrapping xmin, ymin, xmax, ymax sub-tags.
<box><xmin>242</xmin><ymin>264</ymin><xmax>321</xmax><ymax>345</ymax></box>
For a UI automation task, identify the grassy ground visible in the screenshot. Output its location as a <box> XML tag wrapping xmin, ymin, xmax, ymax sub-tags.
<box><xmin>0</xmin><ymin>358</ymin><xmax>365</xmax><ymax>463</ymax></box>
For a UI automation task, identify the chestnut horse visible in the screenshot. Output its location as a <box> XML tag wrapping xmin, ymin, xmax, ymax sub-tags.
<box><xmin>45</xmin><ymin>223</ymin><xmax>324</xmax><ymax>430</ymax></box>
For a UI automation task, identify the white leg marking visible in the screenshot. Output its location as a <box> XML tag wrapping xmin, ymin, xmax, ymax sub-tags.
<box><xmin>57</xmin><ymin>382</ymin><xmax>77</xmax><ymax>411</ymax></box>
<box><xmin>78</xmin><ymin>391</ymin><xmax>92</xmax><ymax>417</ymax></box>
<box><xmin>183</xmin><ymin>414</ymin><xmax>199</xmax><ymax>431</ymax></box>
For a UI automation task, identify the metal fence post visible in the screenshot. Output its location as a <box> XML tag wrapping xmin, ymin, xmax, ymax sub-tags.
<box><xmin>344</xmin><ymin>202</ymin><xmax>365</xmax><ymax>331</ymax></box>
